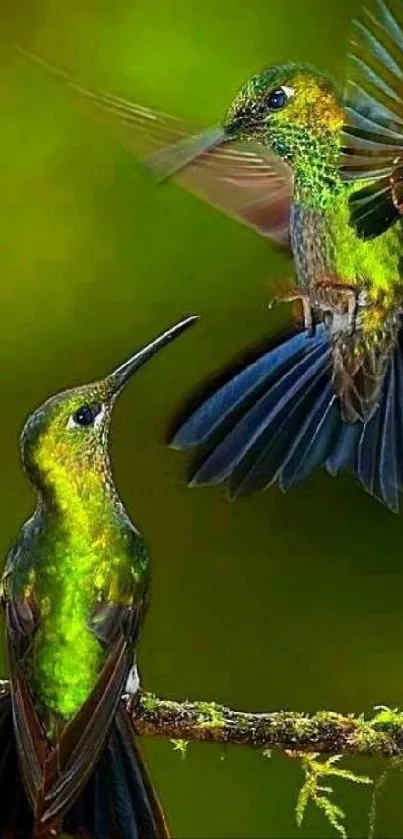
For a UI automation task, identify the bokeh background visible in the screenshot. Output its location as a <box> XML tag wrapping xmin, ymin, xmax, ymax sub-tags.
<box><xmin>1</xmin><ymin>0</ymin><xmax>403</xmax><ymax>835</ymax></box>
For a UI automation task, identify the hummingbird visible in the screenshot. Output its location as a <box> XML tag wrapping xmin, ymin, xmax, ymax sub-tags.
<box><xmin>0</xmin><ymin>315</ymin><xmax>197</xmax><ymax>839</ymax></box>
<box><xmin>15</xmin><ymin>0</ymin><xmax>403</xmax><ymax>510</ymax></box>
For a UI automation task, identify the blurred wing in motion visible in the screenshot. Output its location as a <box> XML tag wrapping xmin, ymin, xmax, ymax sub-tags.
<box><xmin>164</xmin><ymin>137</ymin><xmax>294</xmax><ymax>248</ymax></box>
<box><xmin>341</xmin><ymin>0</ymin><xmax>403</xmax><ymax>239</ymax></box>
<box><xmin>16</xmin><ymin>47</ymin><xmax>294</xmax><ymax>251</ymax></box>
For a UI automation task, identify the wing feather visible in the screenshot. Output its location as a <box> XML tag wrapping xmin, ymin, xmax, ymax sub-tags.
<box><xmin>17</xmin><ymin>47</ymin><xmax>293</xmax><ymax>251</ymax></box>
<box><xmin>342</xmin><ymin>0</ymin><xmax>403</xmax><ymax>238</ymax></box>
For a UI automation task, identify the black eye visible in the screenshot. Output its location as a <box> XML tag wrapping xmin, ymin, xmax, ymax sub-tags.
<box><xmin>266</xmin><ymin>88</ymin><xmax>288</xmax><ymax>110</ymax></box>
<box><xmin>73</xmin><ymin>403</ymin><xmax>101</xmax><ymax>427</ymax></box>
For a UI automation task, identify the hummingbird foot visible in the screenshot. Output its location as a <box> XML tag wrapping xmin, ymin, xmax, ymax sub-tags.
<box><xmin>269</xmin><ymin>281</ymin><xmax>360</xmax><ymax>338</ymax></box>
<box><xmin>268</xmin><ymin>289</ymin><xmax>316</xmax><ymax>336</ymax></box>
<box><xmin>315</xmin><ymin>280</ymin><xmax>359</xmax><ymax>337</ymax></box>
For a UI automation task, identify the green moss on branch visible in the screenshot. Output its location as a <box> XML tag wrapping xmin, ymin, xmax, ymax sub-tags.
<box><xmin>129</xmin><ymin>692</ymin><xmax>403</xmax><ymax>757</ymax></box>
<box><xmin>1</xmin><ymin>680</ymin><xmax>403</xmax><ymax>757</ymax></box>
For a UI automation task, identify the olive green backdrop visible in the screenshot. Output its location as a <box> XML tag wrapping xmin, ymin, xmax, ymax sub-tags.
<box><xmin>1</xmin><ymin>0</ymin><xmax>403</xmax><ymax>836</ymax></box>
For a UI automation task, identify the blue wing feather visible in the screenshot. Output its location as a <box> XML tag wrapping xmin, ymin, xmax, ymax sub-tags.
<box><xmin>189</xmin><ymin>341</ymin><xmax>330</xmax><ymax>485</ymax></box>
<box><xmin>172</xmin><ymin>328</ymin><xmax>326</xmax><ymax>448</ymax></box>
<box><xmin>173</xmin><ymin>324</ymin><xmax>403</xmax><ymax>511</ymax></box>
<box><xmin>228</xmin><ymin>362</ymin><xmax>329</xmax><ymax>497</ymax></box>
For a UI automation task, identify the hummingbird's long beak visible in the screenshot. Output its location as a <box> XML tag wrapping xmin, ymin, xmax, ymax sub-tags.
<box><xmin>107</xmin><ymin>315</ymin><xmax>199</xmax><ymax>396</ymax></box>
<box><xmin>145</xmin><ymin>127</ymin><xmax>229</xmax><ymax>181</ymax></box>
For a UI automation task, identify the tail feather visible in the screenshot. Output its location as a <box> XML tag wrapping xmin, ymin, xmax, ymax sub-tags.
<box><xmin>228</xmin><ymin>357</ymin><xmax>329</xmax><ymax>497</ymax></box>
<box><xmin>280</xmin><ymin>383</ymin><xmax>339</xmax><ymax>489</ymax></box>
<box><xmin>357</xmin><ymin>392</ymin><xmax>385</xmax><ymax>498</ymax></box>
<box><xmin>0</xmin><ymin>694</ymin><xmax>34</xmax><ymax>838</ymax></box>
<box><xmin>63</xmin><ymin>707</ymin><xmax>169</xmax><ymax>839</ymax></box>
<box><xmin>103</xmin><ymin>726</ymin><xmax>139</xmax><ymax>839</ymax></box>
<box><xmin>355</xmin><ymin>354</ymin><xmax>399</xmax><ymax>511</ymax></box>
<box><xmin>170</xmin><ymin>326</ymin><xmax>403</xmax><ymax>512</ymax></box>
<box><xmin>0</xmin><ymin>699</ymin><xmax>168</xmax><ymax>839</ymax></box>
<box><xmin>114</xmin><ymin>710</ymin><xmax>167</xmax><ymax>837</ymax></box>
<box><xmin>325</xmin><ymin>422</ymin><xmax>362</xmax><ymax>476</ymax></box>
<box><xmin>394</xmin><ymin>346</ymin><xmax>403</xmax><ymax>489</ymax></box>
<box><xmin>379</xmin><ymin>363</ymin><xmax>398</xmax><ymax>509</ymax></box>
<box><xmin>93</xmin><ymin>768</ymin><xmax>110</xmax><ymax>839</ymax></box>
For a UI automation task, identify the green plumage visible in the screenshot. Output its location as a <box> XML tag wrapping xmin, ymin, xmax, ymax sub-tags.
<box><xmin>3</xmin><ymin>384</ymin><xmax>148</xmax><ymax>726</ymax></box>
<box><xmin>0</xmin><ymin>318</ymin><xmax>196</xmax><ymax>836</ymax></box>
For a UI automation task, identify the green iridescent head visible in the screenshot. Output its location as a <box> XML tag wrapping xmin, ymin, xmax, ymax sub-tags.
<box><xmin>223</xmin><ymin>63</ymin><xmax>344</xmax><ymax>204</ymax></box>
<box><xmin>21</xmin><ymin>316</ymin><xmax>197</xmax><ymax>500</ymax></box>
<box><xmin>154</xmin><ymin>63</ymin><xmax>345</xmax><ymax>207</ymax></box>
<box><xmin>224</xmin><ymin>63</ymin><xmax>343</xmax><ymax>152</ymax></box>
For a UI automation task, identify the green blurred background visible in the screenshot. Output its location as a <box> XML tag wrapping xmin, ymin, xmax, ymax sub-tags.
<box><xmin>1</xmin><ymin>0</ymin><xmax>403</xmax><ymax>835</ymax></box>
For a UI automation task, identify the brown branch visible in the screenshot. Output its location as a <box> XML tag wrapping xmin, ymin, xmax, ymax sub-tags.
<box><xmin>1</xmin><ymin>679</ymin><xmax>402</xmax><ymax>757</ymax></box>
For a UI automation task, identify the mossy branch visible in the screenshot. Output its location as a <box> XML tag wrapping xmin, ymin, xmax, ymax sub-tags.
<box><xmin>1</xmin><ymin>679</ymin><xmax>403</xmax><ymax>757</ymax></box>
<box><xmin>128</xmin><ymin>694</ymin><xmax>403</xmax><ymax>757</ymax></box>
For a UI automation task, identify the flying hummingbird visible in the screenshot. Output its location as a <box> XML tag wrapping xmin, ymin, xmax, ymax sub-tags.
<box><xmin>15</xmin><ymin>0</ymin><xmax>403</xmax><ymax>510</ymax></box>
<box><xmin>0</xmin><ymin>315</ymin><xmax>197</xmax><ymax>839</ymax></box>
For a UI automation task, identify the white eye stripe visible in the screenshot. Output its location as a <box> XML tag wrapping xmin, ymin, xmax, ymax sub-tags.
<box><xmin>282</xmin><ymin>86</ymin><xmax>295</xmax><ymax>99</ymax></box>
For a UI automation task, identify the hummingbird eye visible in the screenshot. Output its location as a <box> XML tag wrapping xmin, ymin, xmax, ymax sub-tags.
<box><xmin>71</xmin><ymin>403</ymin><xmax>102</xmax><ymax>428</ymax></box>
<box><xmin>266</xmin><ymin>87</ymin><xmax>292</xmax><ymax>111</ymax></box>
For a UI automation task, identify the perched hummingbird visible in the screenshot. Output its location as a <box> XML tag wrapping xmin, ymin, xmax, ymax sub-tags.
<box><xmin>15</xmin><ymin>0</ymin><xmax>403</xmax><ymax>510</ymax></box>
<box><xmin>0</xmin><ymin>315</ymin><xmax>197</xmax><ymax>839</ymax></box>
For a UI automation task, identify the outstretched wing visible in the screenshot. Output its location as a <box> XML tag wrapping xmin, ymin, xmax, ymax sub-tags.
<box><xmin>341</xmin><ymin>0</ymin><xmax>403</xmax><ymax>239</ymax></box>
<box><xmin>17</xmin><ymin>48</ymin><xmax>294</xmax><ymax>251</ymax></box>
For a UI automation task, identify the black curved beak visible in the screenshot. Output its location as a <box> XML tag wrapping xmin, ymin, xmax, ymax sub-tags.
<box><xmin>107</xmin><ymin>315</ymin><xmax>199</xmax><ymax>396</ymax></box>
